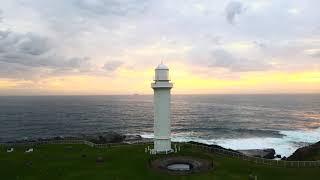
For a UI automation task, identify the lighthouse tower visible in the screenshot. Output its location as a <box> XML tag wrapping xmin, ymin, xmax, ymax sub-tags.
<box><xmin>151</xmin><ymin>63</ymin><xmax>173</xmax><ymax>153</ymax></box>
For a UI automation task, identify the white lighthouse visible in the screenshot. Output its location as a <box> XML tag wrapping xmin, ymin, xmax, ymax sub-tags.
<box><xmin>151</xmin><ymin>63</ymin><xmax>173</xmax><ymax>153</ymax></box>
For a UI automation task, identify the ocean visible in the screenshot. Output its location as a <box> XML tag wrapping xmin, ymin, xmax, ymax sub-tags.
<box><xmin>0</xmin><ymin>94</ymin><xmax>319</xmax><ymax>157</ymax></box>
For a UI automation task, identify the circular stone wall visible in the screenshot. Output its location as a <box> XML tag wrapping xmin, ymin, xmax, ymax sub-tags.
<box><xmin>150</xmin><ymin>156</ymin><xmax>213</xmax><ymax>174</ymax></box>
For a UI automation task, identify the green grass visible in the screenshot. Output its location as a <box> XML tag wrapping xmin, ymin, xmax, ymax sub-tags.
<box><xmin>0</xmin><ymin>144</ymin><xmax>319</xmax><ymax>180</ymax></box>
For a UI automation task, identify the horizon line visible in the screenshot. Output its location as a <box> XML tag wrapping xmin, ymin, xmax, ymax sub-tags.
<box><xmin>0</xmin><ymin>92</ymin><xmax>319</xmax><ymax>97</ymax></box>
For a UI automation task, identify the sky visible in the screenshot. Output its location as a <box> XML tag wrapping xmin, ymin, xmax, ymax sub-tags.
<box><xmin>0</xmin><ymin>0</ymin><xmax>319</xmax><ymax>95</ymax></box>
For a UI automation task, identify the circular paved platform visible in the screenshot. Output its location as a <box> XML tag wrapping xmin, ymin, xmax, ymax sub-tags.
<box><xmin>150</xmin><ymin>156</ymin><xmax>213</xmax><ymax>174</ymax></box>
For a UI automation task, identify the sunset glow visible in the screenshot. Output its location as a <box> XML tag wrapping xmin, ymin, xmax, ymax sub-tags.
<box><xmin>0</xmin><ymin>0</ymin><xmax>319</xmax><ymax>95</ymax></box>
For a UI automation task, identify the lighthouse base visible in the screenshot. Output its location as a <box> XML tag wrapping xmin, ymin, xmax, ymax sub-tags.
<box><xmin>154</xmin><ymin>138</ymin><xmax>172</xmax><ymax>153</ymax></box>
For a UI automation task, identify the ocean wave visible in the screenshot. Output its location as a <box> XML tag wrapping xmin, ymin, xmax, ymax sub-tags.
<box><xmin>173</xmin><ymin>127</ymin><xmax>284</xmax><ymax>138</ymax></box>
<box><xmin>140</xmin><ymin>127</ymin><xmax>320</xmax><ymax>157</ymax></box>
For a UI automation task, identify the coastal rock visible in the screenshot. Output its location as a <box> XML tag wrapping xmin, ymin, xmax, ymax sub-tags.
<box><xmin>53</xmin><ymin>136</ymin><xmax>64</xmax><ymax>140</ymax></box>
<box><xmin>238</xmin><ymin>149</ymin><xmax>275</xmax><ymax>159</ymax></box>
<box><xmin>85</xmin><ymin>132</ymin><xmax>125</xmax><ymax>144</ymax></box>
<box><xmin>263</xmin><ymin>149</ymin><xmax>276</xmax><ymax>159</ymax></box>
<box><xmin>5</xmin><ymin>132</ymin><xmax>128</xmax><ymax>145</ymax></box>
<box><xmin>275</xmin><ymin>154</ymin><xmax>281</xmax><ymax>158</ymax></box>
<box><xmin>123</xmin><ymin>134</ymin><xmax>142</xmax><ymax>142</ymax></box>
<box><xmin>188</xmin><ymin>141</ymin><xmax>241</xmax><ymax>153</ymax></box>
<box><xmin>287</xmin><ymin>141</ymin><xmax>320</xmax><ymax>161</ymax></box>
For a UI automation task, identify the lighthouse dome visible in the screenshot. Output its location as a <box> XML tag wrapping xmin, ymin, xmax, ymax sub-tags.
<box><xmin>154</xmin><ymin>63</ymin><xmax>169</xmax><ymax>81</ymax></box>
<box><xmin>156</xmin><ymin>63</ymin><xmax>169</xmax><ymax>70</ymax></box>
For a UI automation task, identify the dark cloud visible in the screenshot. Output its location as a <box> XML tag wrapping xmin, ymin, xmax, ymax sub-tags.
<box><xmin>0</xmin><ymin>30</ymin><xmax>51</xmax><ymax>59</ymax></box>
<box><xmin>210</xmin><ymin>49</ymin><xmax>272</xmax><ymax>72</ymax></box>
<box><xmin>17</xmin><ymin>34</ymin><xmax>51</xmax><ymax>55</ymax></box>
<box><xmin>0</xmin><ymin>30</ymin><xmax>91</xmax><ymax>79</ymax></box>
<box><xmin>225</xmin><ymin>1</ymin><xmax>244</xmax><ymax>24</ymax></box>
<box><xmin>103</xmin><ymin>60</ymin><xmax>123</xmax><ymax>71</ymax></box>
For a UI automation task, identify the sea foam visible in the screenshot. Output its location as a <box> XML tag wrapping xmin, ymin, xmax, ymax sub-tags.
<box><xmin>140</xmin><ymin>127</ymin><xmax>320</xmax><ymax>157</ymax></box>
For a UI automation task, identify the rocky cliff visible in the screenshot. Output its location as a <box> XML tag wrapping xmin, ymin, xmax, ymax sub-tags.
<box><xmin>287</xmin><ymin>141</ymin><xmax>320</xmax><ymax>161</ymax></box>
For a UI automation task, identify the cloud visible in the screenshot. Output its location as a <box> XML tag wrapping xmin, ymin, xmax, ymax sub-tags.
<box><xmin>225</xmin><ymin>1</ymin><xmax>244</xmax><ymax>24</ymax></box>
<box><xmin>210</xmin><ymin>49</ymin><xmax>272</xmax><ymax>72</ymax></box>
<box><xmin>18</xmin><ymin>34</ymin><xmax>51</xmax><ymax>56</ymax></box>
<box><xmin>0</xmin><ymin>0</ymin><xmax>319</xmax><ymax>94</ymax></box>
<box><xmin>74</xmin><ymin>0</ymin><xmax>149</xmax><ymax>16</ymax></box>
<box><xmin>0</xmin><ymin>30</ymin><xmax>92</xmax><ymax>79</ymax></box>
<box><xmin>0</xmin><ymin>61</ymin><xmax>38</xmax><ymax>79</ymax></box>
<box><xmin>304</xmin><ymin>49</ymin><xmax>320</xmax><ymax>58</ymax></box>
<box><xmin>253</xmin><ymin>40</ymin><xmax>267</xmax><ymax>49</ymax></box>
<box><xmin>0</xmin><ymin>9</ymin><xmax>2</xmax><ymax>22</ymax></box>
<box><xmin>103</xmin><ymin>60</ymin><xmax>123</xmax><ymax>71</ymax></box>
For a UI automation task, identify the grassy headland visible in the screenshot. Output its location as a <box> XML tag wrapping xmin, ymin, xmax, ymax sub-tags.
<box><xmin>0</xmin><ymin>143</ymin><xmax>319</xmax><ymax>180</ymax></box>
